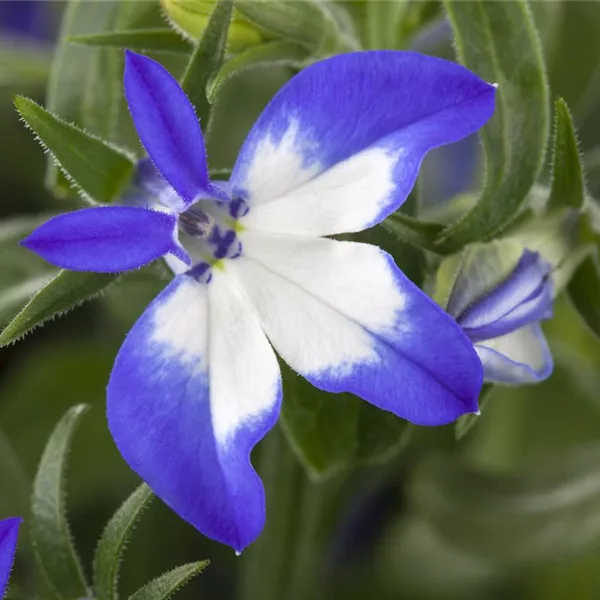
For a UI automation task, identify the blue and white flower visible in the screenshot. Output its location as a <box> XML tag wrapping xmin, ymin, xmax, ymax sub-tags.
<box><xmin>22</xmin><ymin>50</ymin><xmax>495</xmax><ymax>551</ymax></box>
<box><xmin>450</xmin><ymin>249</ymin><xmax>554</xmax><ymax>384</ymax></box>
<box><xmin>0</xmin><ymin>518</ymin><xmax>21</xmax><ymax>598</ymax></box>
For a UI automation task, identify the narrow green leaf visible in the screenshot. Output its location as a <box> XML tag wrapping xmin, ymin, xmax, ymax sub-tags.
<box><xmin>69</xmin><ymin>29</ymin><xmax>193</xmax><ymax>54</ymax></box>
<box><xmin>0</xmin><ymin>270</ymin><xmax>118</xmax><ymax>347</ymax></box>
<box><xmin>127</xmin><ymin>562</ymin><xmax>209</xmax><ymax>600</ymax></box>
<box><xmin>436</xmin><ymin>0</ymin><xmax>549</xmax><ymax>252</ymax></box>
<box><xmin>365</xmin><ymin>1</ymin><xmax>407</xmax><ymax>49</ymax></box>
<box><xmin>94</xmin><ymin>485</ymin><xmax>154</xmax><ymax>600</ymax></box>
<box><xmin>0</xmin><ymin>214</ymin><xmax>59</xmax><ymax>328</ymax></box>
<box><xmin>548</xmin><ymin>98</ymin><xmax>585</xmax><ymax>210</ymax></box>
<box><xmin>381</xmin><ymin>212</ymin><xmax>444</xmax><ymax>253</ymax></box>
<box><xmin>15</xmin><ymin>96</ymin><xmax>135</xmax><ymax>204</ymax></box>
<box><xmin>207</xmin><ymin>40</ymin><xmax>307</xmax><ymax>103</ymax></box>
<box><xmin>455</xmin><ymin>385</ymin><xmax>494</xmax><ymax>440</ymax></box>
<box><xmin>32</xmin><ymin>404</ymin><xmax>90</xmax><ymax>599</ymax></box>
<box><xmin>45</xmin><ymin>0</ymin><xmax>121</xmax><ymax>195</ymax></box>
<box><xmin>180</xmin><ymin>0</ymin><xmax>234</xmax><ymax>127</ymax></box>
<box><xmin>567</xmin><ymin>253</ymin><xmax>600</xmax><ymax>338</ymax></box>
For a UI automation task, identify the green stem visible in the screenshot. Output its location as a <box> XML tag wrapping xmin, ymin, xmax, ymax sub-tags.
<box><xmin>286</xmin><ymin>476</ymin><xmax>338</xmax><ymax>600</ymax></box>
<box><xmin>238</xmin><ymin>426</ymin><xmax>343</xmax><ymax>600</ymax></box>
<box><xmin>237</xmin><ymin>426</ymin><xmax>302</xmax><ymax>600</ymax></box>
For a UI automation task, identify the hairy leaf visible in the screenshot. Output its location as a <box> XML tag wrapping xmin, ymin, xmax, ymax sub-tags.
<box><xmin>15</xmin><ymin>96</ymin><xmax>134</xmax><ymax>204</ymax></box>
<box><xmin>0</xmin><ymin>214</ymin><xmax>58</xmax><ymax>328</ymax></box>
<box><xmin>0</xmin><ymin>270</ymin><xmax>118</xmax><ymax>347</ymax></box>
<box><xmin>548</xmin><ymin>98</ymin><xmax>585</xmax><ymax>210</ymax></box>
<box><xmin>31</xmin><ymin>405</ymin><xmax>90</xmax><ymax>599</ymax></box>
<box><xmin>127</xmin><ymin>562</ymin><xmax>209</xmax><ymax>600</ymax></box>
<box><xmin>437</xmin><ymin>0</ymin><xmax>549</xmax><ymax>252</ymax></box>
<box><xmin>180</xmin><ymin>0</ymin><xmax>234</xmax><ymax>127</ymax></box>
<box><xmin>94</xmin><ymin>485</ymin><xmax>154</xmax><ymax>600</ymax></box>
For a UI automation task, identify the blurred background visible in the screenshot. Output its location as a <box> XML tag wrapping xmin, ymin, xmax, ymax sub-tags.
<box><xmin>2</xmin><ymin>1</ymin><xmax>600</xmax><ymax>599</ymax></box>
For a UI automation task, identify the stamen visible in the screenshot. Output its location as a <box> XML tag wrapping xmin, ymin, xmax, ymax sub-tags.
<box><xmin>179</xmin><ymin>208</ymin><xmax>215</xmax><ymax>238</ymax></box>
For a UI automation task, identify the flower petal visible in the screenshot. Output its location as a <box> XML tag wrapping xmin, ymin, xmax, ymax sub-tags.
<box><xmin>107</xmin><ymin>272</ymin><xmax>281</xmax><ymax>552</ymax></box>
<box><xmin>229</xmin><ymin>232</ymin><xmax>482</xmax><ymax>425</ymax></box>
<box><xmin>458</xmin><ymin>250</ymin><xmax>553</xmax><ymax>341</ymax></box>
<box><xmin>475</xmin><ymin>324</ymin><xmax>553</xmax><ymax>384</ymax></box>
<box><xmin>121</xmin><ymin>158</ymin><xmax>188</xmax><ymax>213</ymax></box>
<box><xmin>124</xmin><ymin>51</ymin><xmax>214</xmax><ymax>205</ymax></box>
<box><xmin>231</xmin><ymin>51</ymin><xmax>496</xmax><ymax>236</ymax></box>
<box><xmin>0</xmin><ymin>518</ymin><xmax>21</xmax><ymax>597</ymax></box>
<box><xmin>21</xmin><ymin>206</ymin><xmax>188</xmax><ymax>272</ymax></box>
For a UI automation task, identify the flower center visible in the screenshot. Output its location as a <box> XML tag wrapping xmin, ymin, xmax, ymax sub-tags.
<box><xmin>178</xmin><ymin>207</ymin><xmax>215</xmax><ymax>238</ymax></box>
<box><xmin>177</xmin><ymin>199</ymin><xmax>247</xmax><ymax>273</ymax></box>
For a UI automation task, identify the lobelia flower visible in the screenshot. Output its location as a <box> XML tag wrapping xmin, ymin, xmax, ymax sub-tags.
<box><xmin>22</xmin><ymin>50</ymin><xmax>495</xmax><ymax>552</ymax></box>
<box><xmin>450</xmin><ymin>250</ymin><xmax>554</xmax><ymax>384</ymax></box>
<box><xmin>0</xmin><ymin>518</ymin><xmax>21</xmax><ymax>598</ymax></box>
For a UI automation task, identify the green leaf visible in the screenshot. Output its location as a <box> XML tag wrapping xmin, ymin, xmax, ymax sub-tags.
<box><xmin>44</xmin><ymin>0</ymin><xmax>122</xmax><ymax>196</ymax></box>
<box><xmin>281</xmin><ymin>367</ymin><xmax>412</xmax><ymax>479</ymax></box>
<box><xmin>0</xmin><ymin>270</ymin><xmax>119</xmax><ymax>347</ymax></box>
<box><xmin>0</xmin><ymin>214</ymin><xmax>58</xmax><ymax>328</ymax></box>
<box><xmin>412</xmin><ymin>444</ymin><xmax>600</xmax><ymax>564</ymax></box>
<box><xmin>15</xmin><ymin>96</ymin><xmax>135</xmax><ymax>204</ymax></box>
<box><xmin>381</xmin><ymin>212</ymin><xmax>444</xmax><ymax>253</ymax></box>
<box><xmin>436</xmin><ymin>0</ymin><xmax>549</xmax><ymax>253</ymax></box>
<box><xmin>567</xmin><ymin>253</ymin><xmax>600</xmax><ymax>338</ymax></box>
<box><xmin>354</xmin><ymin>403</ymin><xmax>415</xmax><ymax>465</ymax></box>
<box><xmin>127</xmin><ymin>562</ymin><xmax>209</xmax><ymax>600</ymax></box>
<box><xmin>207</xmin><ymin>40</ymin><xmax>307</xmax><ymax>103</ymax></box>
<box><xmin>281</xmin><ymin>369</ymin><xmax>358</xmax><ymax>479</ymax></box>
<box><xmin>32</xmin><ymin>404</ymin><xmax>90</xmax><ymax>599</ymax></box>
<box><xmin>455</xmin><ymin>385</ymin><xmax>494</xmax><ymax>440</ymax></box>
<box><xmin>548</xmin><ymin>98</ymin><xmax>585</xmax><ymax>210</ymax></box>
<box><xmin>180</xmin><ymin>0</ymin><xmax>235</xmax><ymax>128</ymax></box>
<box><xmin>365</xmin><ymin>1</ymin><xmax>407</xmax><ymax>49</ymax></box>
<box><xmin>69</xmin><ymin>29</ymin><xmax>193</xmax><ymax>54</ymax></box>
<box><xmin>94</xmin><ymin>485</ymin><xmax>154</xmax><ymax>600</ymax></box>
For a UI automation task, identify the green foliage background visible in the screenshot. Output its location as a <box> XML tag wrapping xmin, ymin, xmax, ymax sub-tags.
<box><xmin>1</xmin><ymin>1</ymin><xmax>600</xmax><ymax>599</ymax></box>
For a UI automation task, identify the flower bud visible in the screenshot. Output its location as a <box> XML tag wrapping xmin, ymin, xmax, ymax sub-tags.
<box><xmin>161</xmin><ymin>0</ymin><xmax>264</xmax><ymax>53</ymax></box>
<box><xmin>436</xmin><ymin>240</ymin><xmax>554</xmax><ymax>384</ymax></box>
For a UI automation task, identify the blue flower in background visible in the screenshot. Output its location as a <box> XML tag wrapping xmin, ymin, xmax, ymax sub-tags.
<box><xmin>22</xmin><ymin>50</ymin><xmax>495</xmax><ymax>551</ymax></box>
<box><xmin>0</xmin><ymin>518</ymin><xmax>21</xmax><ymax>597</ymax></box>
<box><xmin>451</xmin><ymin>250</ymin><xmax>554</xmax><ymax>384</ymax></box>
<box><xmin>0</xmin><ymin>0</ymin><xmax>54</xmax><ymax>42</ymax></box>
